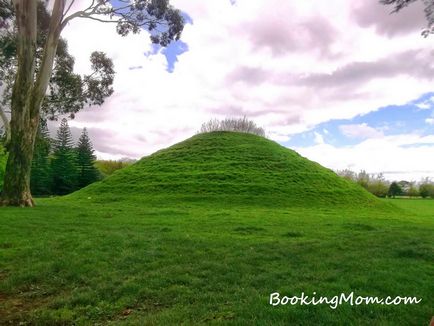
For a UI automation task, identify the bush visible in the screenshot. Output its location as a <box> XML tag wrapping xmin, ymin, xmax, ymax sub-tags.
<box><xmin>419</xmin><ymin>182</ymin><xmax>434</xmax><ymax>198</ymax></box>
<box><xmin>94</xmin><ymin>159</ymin><xmax>135</xmax><ymax>178</ymax></box>
<box><xmin>199</xmin><ymin>117</ymin><xmax>265</xmax><ymax>137</ymax></box>
<box><xmin>0</xmin><ymin>144</ymin><xmax>7</xmax><ymax>191</ymax></box>
<box><xmin>336</xmin><ymin>170</ymin><xmax>390</xmax><ymax>198</ymax></box>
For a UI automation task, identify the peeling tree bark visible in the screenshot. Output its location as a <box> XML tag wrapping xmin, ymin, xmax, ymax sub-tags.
<box><xmin>1</xmin><ymin>0</ymin><xmax>65</xmax><ymax>207</ymax></box>
<box><xmin>0</xmin><ymin>106</ymin><xmax>11</xmax><ymax>148</ymax></box>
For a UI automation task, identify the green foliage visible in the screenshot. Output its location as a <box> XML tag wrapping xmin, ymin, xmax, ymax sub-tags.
<box><xmin>0</xmin><ymin>143</ymin><xmax>7</xmax><ymax>191</ymax></box>
<box><xmin>0</xmin><ymin>2</ymin><xmax>115</xmax><ymax>120</ymax></box>
<box><xmin>110</xmin><ymin>0</ymin><xmax>185</xmax><ymax>46</ymax></box>
<box><xmin>356</xmin><ymin>170</ymin><xmax>370</xmax><ymax>189</ymax></box>
<box><xmin>51</xmin><ymin>119</ymin><xmax>78</xmax><ymax>195</ymax></box>
<box><xmin>76</xmin><ymin>128</ymin><xmax>100</xmax><ymax>188</ymax></box>
<box><xmin>94</xmin><ymin>160</ymin><xmax>134</xmax><ymax>178</ymax></box>
<box><xmin>367</xmin><ymin>176</ymin><xmax>389</xmax><ymax>198</ymax></box>
<box><xmin>419</xmin><ymin>179</ymin><xmax>434</xmax><ymax>198</ymax></box>
<box><xmin>388</xmin><ymin>181</ymin><xmax>402</xmax><ymax>198</ymax></box>
<box><xmin>30</xmin><ymin>120</ymin><xmax>52</xmax><ymax>195</ymax></box>
<box><xmin>337</xmin><ymin>170</ymin><xmax>390</xmax><ymax>198</ymax></box>
<box><xmin>407</xmin><ymin>183</ymin><xmax>419</xmax><ymax>197</ymax></box>
<box><xmin>380</xmin><ymin>0</ymin><xmax>434</xmax><ymax>37</ymax></box>
<box><xmin>73</xmin><ymin>132</ymin><xmax>380</xmax><ymax>208</ymax></box>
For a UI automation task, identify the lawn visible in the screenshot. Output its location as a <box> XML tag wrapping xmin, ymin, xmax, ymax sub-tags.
<box><xmin>1</xmin><ymin>133</ymin><xmax>433</xmax><ymax>324</ymax></box>
<box><xmin>0</xmin><ymin>198</ymin><xmax>433</xmax><ymax>325</ymax></box>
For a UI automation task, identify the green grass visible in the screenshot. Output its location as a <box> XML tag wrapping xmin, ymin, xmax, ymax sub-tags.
<box><xmin>72</xmin><ymin>132</ymin><xmax>381</xmax><ymax>208</ymax></box>
<box><xmin>0</xmin><ymin>199</ymin><xmax>433</xmax><ymax>325</ymax></box>
<box><xmin>0</xmin><ymin>132</ymin><xmax>433</xmax><ymax>324</ymax></box>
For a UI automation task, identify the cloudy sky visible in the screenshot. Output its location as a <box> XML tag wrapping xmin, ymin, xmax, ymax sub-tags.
<box><xmin>58</xmin><ymin>0</ymin><xmax>434</xmax><ymax>181</ymax></box>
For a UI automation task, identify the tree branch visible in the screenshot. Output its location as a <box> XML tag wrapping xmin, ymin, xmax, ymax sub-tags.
<box><xmin>63</xmin><ymin>0</ymin><xmax>76</xmax><ymax>19</ymax></box>
<box><xmin>31</xmin><ymin>0</ymin><xmax>65</xmax><ymax>119</ymax></box>
<box><xmin>61</xmin><ymin>0</ymin><xmax>104</xmax><ymax>27</ymax></box>
<box><xmin>79</xmin><ymin>15</ymin><xmax>118</xmax><ymax>24</ymax></box>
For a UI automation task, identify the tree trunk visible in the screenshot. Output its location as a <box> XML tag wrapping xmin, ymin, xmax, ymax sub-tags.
<box><xmin>1</xmin><ymin>0</ymin><xmax>64</xmax><ymax>207</ymax></box>
<box><xmin>0</xmin><ymin>106</ymin><xmax>11</xmax><ymax>149</ymax></box>
<box><xmin>1</xmin><ymin>0</ymin><xmax>37</xmax><ymax>206</ymax></box>
<box><xmin>1</xmin><ymin>115</ymin><xmax>39</xmax><ymax>207</ymax></box>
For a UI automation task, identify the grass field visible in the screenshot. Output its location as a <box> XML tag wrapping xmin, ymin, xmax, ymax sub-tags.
<box><xmin>0</xmin><ymin>133</ymin><xmax>433</xmax><ymax>324</ymax></box>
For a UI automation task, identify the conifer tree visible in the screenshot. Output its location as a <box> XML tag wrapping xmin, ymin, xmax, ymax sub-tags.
<box><xmin>51</xmin><ymin>118</ymin><xmax>77</xmax><ymax>195</ymax></box>
<box><xmin>30</xmin><ymin>119</ymin><xmax>52</xmax><ymax>195</ymax></box>
<box><xmin>76</xmin><ymin>128</ymin><xmax>99</xmax><ymax>188</ymax></box>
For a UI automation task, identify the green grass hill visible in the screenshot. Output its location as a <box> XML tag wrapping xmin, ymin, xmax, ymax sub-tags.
<box><xmin>73</xmin><ymin>131</ymin><xmax>380</xmax><ymax>207</ymax></box>
<box><xmin>1</xmin><ymin>132</ymin><xmax>433</xmax><ymax>325</ymax></box>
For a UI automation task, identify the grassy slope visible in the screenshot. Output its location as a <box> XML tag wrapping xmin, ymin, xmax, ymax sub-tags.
<box><xmin>72</xmin><ymin>132</ymin><xmax>381</xmax><ymax>207</ymax></box>
<box><xmin>0</xmin><ymin>133</ymin><xmax>432</xmax><ymax>324</ymax></box>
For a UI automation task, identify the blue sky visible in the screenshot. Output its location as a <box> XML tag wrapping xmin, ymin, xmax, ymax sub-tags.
<box><xmin>285</xmin><ymin>92</ymin><xmax>434</xmax><ymax>148</ymax></box>
<box><xmin>145</xmin><ymin>12</ymin><xmax>192</xmax><ymax>72</ymax></box>
<box><xmin>110</xmin><ymin>0</ymin><xmax>192</xmax><ymax>72</ymax></box>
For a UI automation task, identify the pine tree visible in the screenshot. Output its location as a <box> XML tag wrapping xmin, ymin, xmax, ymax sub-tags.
<box><xmin>76</xmin><ymin>128</ymin><xmax>99</xmax><ymax>188</ymax></box>
<box><xmin>51</xmin><ymin>118</ymin><xmax>78</xmax><ymax>195</ymax></box>
<box><xmin>30</xmin><ymin>119</ymin><xmax>52</xmax><ymax>195</ymax></box>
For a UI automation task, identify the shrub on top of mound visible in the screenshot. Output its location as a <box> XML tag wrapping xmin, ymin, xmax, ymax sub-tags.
<box><xmin>199</xmin><ymin>117</ymin><xmax>265</xmax><ymax>137</ymax></box>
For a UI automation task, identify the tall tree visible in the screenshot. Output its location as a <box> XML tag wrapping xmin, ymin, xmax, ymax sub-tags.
<box><xmin>51</xmin><ymin>118</ymin><xmax>77</xmax><ymax>195</ymax></box>
<box><xmin>30</xmin><ymin>119</ymin><xmax>52</xmax><ymax>195</ymax></box>
<box><xmin>388</xmin><ymin>181</ymin><xmax>402</xmax><ymax>198</ymax></box>
<box><xmin>381</xmin><ymin>0</ymin><xmax>434</xmax><ymax>36</ymax></box>
<box><xmin>76</xmin><ymin>128</ymin><xmax>99</xmax><ymax>188</ymax></box>
<box><xmin>0</xmin><ymin>0</ymin><xmax>184</xmax><ymax>206</ymax></box>
<box><xmin>419</xmin><ymin>177</ymin><xmax>434</xmax><ymax>198</ymax></box>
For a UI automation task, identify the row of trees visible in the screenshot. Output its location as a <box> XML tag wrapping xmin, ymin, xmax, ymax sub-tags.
<box><xmin>337</xmin><ymin>169</ymin><xmax>434</xmax><ymax>198</ymax></box>
<box><xmin>0</xmin><ymin>119</ymin><xmax>135</xmax><ymax>195</ymax></box>
<box><xmin>29</xmin><ymin>118</ymin><xmax>100</xmax><ymax>196</ymax></box>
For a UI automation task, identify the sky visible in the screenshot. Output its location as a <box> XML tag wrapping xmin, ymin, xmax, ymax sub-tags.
<box><xmin>58</xmin><ymin>0</ymin><xmax>434</xmax><ymax>181</ymax></box>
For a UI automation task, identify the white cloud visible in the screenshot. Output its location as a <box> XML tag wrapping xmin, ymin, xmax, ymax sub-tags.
<box><xmin>295</xmin><ymin>134</ymin><xmax>434</xmax><ymax>181</ymax></box>
<box><xmin>59</xmin><ymin>0</ymin><xmax>434</xmax><ymax>166</ymax></box>
<box><xmin>339</xmin><ymin>123</ymin><xmax>384</xmax><ymax>139</ymax></box>
<box><xmin>417</xmin><ymin>102</ymin><xmax>431</xmax><ymax>110</ymax></box>
<box><xmin>314</xmin><ymin>132</ymin><xmax>325</xmax><ymax>144</ymax></box>
<box><xmin>415</xmin><ymin>95</ymin><xmax>434</xmax><ymax>110</ymax></box>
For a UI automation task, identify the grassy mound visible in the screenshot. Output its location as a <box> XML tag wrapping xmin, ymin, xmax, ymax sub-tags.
<box><xmin>73</xmin><ymin>132</ymin><xmax>380</xmax><ymax>207</ymax></box>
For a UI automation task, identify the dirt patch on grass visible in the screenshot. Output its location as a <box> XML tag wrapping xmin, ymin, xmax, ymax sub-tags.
<box><xmin>0</xmin><ymin>243</ymin><xmax>13</xmax><ymax>249</ymax></box>
<box><xmin>0</xmin><ymin>291</ymin><xmax>56</xmax><ymax>325</ymax></box>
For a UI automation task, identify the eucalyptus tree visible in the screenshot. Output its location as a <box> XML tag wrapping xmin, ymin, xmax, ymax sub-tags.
<box><xmin>381</xmin><ymin>0</ymin><xmax>434</xmax><ymax>36</ymax></box>
<box><xmin>0</xmin><ymin>0</ymin><xmax>184</xmax><ymax>206</ymax></box>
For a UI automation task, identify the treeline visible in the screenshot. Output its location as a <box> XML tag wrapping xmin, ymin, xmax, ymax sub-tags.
<box><xmin>0</xmin><ymin>118</ymin><xmax>136</xmax><ymax>195</ymax></box>
<box><xmin>30</xmin><ymin>118</ymin><xmax>100</xmax><ymax>196</ymax></box>
<box><xmin>337</xmin><ymin>169</ymin><xmax>434</xmax><ymax>198</ymax></box>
